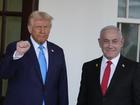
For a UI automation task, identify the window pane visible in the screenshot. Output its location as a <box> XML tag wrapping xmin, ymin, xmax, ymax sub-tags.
<box><xmin>0</xmin><ymin>16</ymin><xmax>2</xmax><ymax>51</ymax></box>
<box><xmin>0</xmin><ymin>0</ymin><xmax>3</xmax><ymax>11</ymax></box>
<box><xmin>2</xmin><ymin>80</ymin><xmax>8</xmax><ymax>96</ymax></box>
<box><xmin>121</xmin><ymin>23</ymin><xmax>138</xmax><ymax>61</ymax></box>
<box><xmin>5</xmin><ymin>16</ymin><xmax>21</xmax><ymax>49</ymax></box>
<box><xmin>129</xmin><ymin>0</ymin><xmax>140</xmax><ymax>18</ymax></box>
<box><xmin>7</xmin><ymin>0</ymin><xmax>22</xmax><ymax>12</ymax></box>
<box><xmin>118</xmin><ymin>0</ymin><xmax>126</xmax><ymax>17</ymax></box>
<box><xmin>0</xmin><ymin>16</ymin><xmax>2</xmax><ymax>37</ymax></box>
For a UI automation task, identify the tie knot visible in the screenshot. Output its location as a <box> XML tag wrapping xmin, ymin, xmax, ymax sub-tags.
<box><xmin>107</xmin><ymin>61</ymin><xmax>112</xmax><ymax>65</ymax></box>
<box><xmin>38</xmin><ymin>45</ymin><xmax>45</xmax><ymax>54</ymax></box>
<box><xmin>39</xmin><ymin>45</ymin><xmax>44</xmax><ymax>50</ymax></box>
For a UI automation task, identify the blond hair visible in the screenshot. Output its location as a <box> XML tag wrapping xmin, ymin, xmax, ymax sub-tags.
<box><xmin>28</xmin><ymin>11</ymin><xmax>53</xmax><ymax>25</ymax></box>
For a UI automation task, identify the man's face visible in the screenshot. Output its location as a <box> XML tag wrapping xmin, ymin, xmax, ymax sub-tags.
<box><xmin>28</xmin><ymin>18</ymin><xmax>51</xmax><ymax>44</ymax></box>
<box><xmin>98</xmin><ymin>29</ymin><xmax>124</xmax><ymax>60</ymax></box>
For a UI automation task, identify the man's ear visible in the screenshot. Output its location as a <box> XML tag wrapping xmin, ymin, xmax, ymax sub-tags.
<box><xmin>27</xmin><ymin>25</ymin><xmax>32</xmax><ymax>34</ymax></box>
<box><xmin>98</xmin><ymin>38</ymin><xmax>101</xmax><ymax>47</ymax></box>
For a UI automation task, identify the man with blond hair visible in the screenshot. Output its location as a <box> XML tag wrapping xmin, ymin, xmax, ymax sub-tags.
<box><xmin>0</xmin><ymin>11</ymin><xmax>68</xmax><ymax>105</ymax></box>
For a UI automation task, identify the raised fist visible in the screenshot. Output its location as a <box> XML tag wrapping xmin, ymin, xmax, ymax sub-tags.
<box><xmin>16</xmin><ymin>41</ymin><xmax>31</xmax><ymax>55</ymax></box>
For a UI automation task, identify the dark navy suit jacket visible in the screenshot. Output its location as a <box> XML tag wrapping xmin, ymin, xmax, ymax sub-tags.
<box><xmin>77</xmin><ymin>56</ymin><xmax>140</xmax><ymax>105</ymax></box>
<box><xmin>0</xmin><ymin>39</ymin><xmax>68</xmax><ymax>105</ymax></box>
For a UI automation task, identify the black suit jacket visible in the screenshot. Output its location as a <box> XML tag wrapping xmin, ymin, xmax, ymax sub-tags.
<box><xmin>0</xmin><ymin>39</ymin><xmax>68</xmax><ymax>105</ymax></box>
<box><xmin>77</xmin><ymin>56</ymin><xmax>140</xmax><ymax>105</ymax></box>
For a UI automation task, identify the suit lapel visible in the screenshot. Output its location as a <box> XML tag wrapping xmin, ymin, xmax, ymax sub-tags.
<box><xmin>106</xmin><ymin>56</ymin><xmax>127</xmax><ymax>95</ymax></box>
<box><xmin>26</xmin><ymin>39</ymin><xmax>43</xmax><ymax>84</ymax></box>
<box><xmin>94</xmin><ymin>57</ymin><xmax>103</xmax><ymax>95</ymax></box>
<box><xmin>45</xmin><ymin>42</ymin><xmax>55</xmax><ymax>84</ymax></box>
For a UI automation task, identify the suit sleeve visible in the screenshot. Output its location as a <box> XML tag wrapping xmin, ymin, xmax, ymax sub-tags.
<box><xmin>0</xmin><ymin>42</ymin><xmax>21</xmax><ymax>79</ymax></box>
<box><xmin>77</xmin><ymin>63</ymin><xmax>88</xmax><ymax>105</ymax></box>
<box><xmin>133</xmin><ymin>63</ymin><xmax>140</xmax><ymax>105</ymax></box>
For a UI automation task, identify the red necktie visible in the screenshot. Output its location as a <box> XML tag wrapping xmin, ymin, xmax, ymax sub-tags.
<box><xmin>101</xmin><ymin>61</ymin><xmax>112</xmax><ymax>96</ymax></box>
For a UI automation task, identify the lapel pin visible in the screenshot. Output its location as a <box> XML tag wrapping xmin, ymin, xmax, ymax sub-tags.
<box><xmin>51</xmin><ymin>49</ymin><xmax>54</xmax><ymax>52</ymax></box>
<box><xmin>96</xmin><ymin>64</ymin><xmax>98</xmax><ymax>67</ymax></box>
<box><xmin>122</xmin><ymin>64</ymin><xmax>125</xmax><ymax>68</ymax></box>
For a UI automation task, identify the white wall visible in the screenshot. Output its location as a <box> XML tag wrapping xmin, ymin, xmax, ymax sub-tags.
<box><xmin>39</xmin><ymin>0</ymin><xmax>118</xmax><ymax>105</ymax></box>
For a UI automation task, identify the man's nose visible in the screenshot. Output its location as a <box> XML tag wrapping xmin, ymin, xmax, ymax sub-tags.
<box><xmin>108</xmin><ymin>41</ymin><xmax>113</xmax><ymax>47</ymax></box>
<box><xmin>40</xmin><ymin>27</ymin><xmax>45</xmax><ymax>33</ymax></box>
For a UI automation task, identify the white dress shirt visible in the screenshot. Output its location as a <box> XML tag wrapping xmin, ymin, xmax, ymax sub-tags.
<box><xmin>30</xmin><ymin>36</ymin><xmax>49</xmax><ymax>69</ymax></box>
<box><xmin>100</xmin><ymin>54</ymin><xmax>120</xmax><ymax>87</ymax></box>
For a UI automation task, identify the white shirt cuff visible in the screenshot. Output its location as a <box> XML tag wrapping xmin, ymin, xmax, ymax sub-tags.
<box><xmin>13</xmin><ymin>51</ymin><xmax>24</xmax><ymax>60</ymax></box>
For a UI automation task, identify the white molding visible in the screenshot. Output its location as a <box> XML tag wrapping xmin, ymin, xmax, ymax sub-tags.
<box><xmin>117</xmin><ymin>18</ymin><xmax>140</xmax><ymax>24</ymax></box>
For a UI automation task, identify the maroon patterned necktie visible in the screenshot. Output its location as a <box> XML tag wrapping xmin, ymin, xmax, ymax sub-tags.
<box><xmin>101</xmin><ymin>61</ymin><xmax>112</xmax><ymax>96</ymax></box>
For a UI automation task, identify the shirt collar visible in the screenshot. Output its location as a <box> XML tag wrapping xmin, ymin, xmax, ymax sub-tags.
<box><xmin>102</xmin><ymin>54</ymin><xmax>120</xmax><ymax>66</ymax></box>
<box><xmin>30</xmin><ymin>36</ymin><xmax>47</xmax><ymax>50</ymax></box>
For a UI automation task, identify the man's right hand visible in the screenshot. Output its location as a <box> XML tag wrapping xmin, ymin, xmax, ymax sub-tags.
<box><xmin>16</xmin><ymin>41</ymin><xmax>31</xmax><ymax>56</ymax></box>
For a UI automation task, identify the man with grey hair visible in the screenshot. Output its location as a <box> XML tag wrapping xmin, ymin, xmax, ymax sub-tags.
<box><xmin>77</xmin><ymin>25</ymin><xmax>140</xmax><ymax>105</ymax></box>
<box><xmin>0</xmin><ymin>11</ymin><xmax>68</xmax><ymax>105</ymax></box>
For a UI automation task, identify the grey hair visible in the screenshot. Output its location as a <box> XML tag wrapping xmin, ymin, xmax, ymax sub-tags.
<box><xmin>100</xmin><ymin>25</ymin><xmax>123</xmax><ymax>38</ymax></box>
